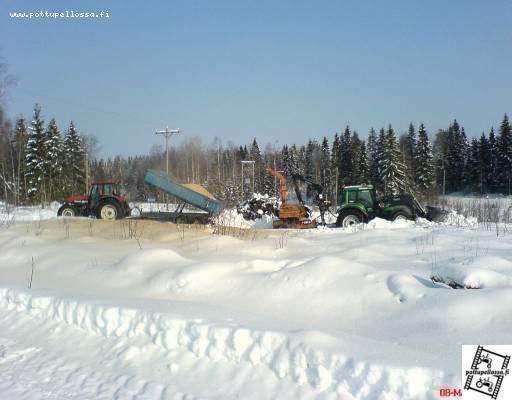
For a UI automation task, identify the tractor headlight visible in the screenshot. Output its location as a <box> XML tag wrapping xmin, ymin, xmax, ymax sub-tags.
<box><xmin>129</xmin><ymin>202</ymin><xmax>135</xmax><ymax>209</ymax></box>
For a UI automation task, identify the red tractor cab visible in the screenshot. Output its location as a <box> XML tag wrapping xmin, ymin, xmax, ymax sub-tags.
<box><xmin>57</xmin><ymin>180</ymin><xmax>131</xmax><ymax>220</ymax></box>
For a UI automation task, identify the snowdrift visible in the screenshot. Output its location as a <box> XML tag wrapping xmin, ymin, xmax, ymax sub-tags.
<box><xmin>0</xmin><ymin>206</ymin><xmax>511</xmax><ymax>398</ymax></box>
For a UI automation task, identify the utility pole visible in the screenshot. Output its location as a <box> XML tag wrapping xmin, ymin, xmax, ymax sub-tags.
<box><xmin>155</xmin><ymin>126</ymin><xmax>181</xmax><ymax>176</ymax></box>
<box><xmin>155</xmin><ymin>126</ymin><xmax>181</xmax><ymax>210</ymax></box>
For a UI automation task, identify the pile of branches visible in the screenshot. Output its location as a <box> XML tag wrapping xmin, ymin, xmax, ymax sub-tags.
<box><xmin>237</xmin><ymin>193</ymin><xmax>278</xmax><ymax>220</ymax></box>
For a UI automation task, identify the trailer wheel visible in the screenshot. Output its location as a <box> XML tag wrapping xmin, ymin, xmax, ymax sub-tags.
<box><xmin>130</xmin><ymin>206</ymin><xmax>141</xmax><ymax>217</ymax></box>
<box><xmin>98</xmin><ymin>200</ymin><xmax>121</xmax><ymax>220</ymax></box>
<box><xmin>58</xmin><ymin>204</ymin><xmax>76</xmax><ymax>217</ymax></box>
<box><xmin>336</xmin><ymin>210</ymin><xmax>363</xmax><ymax>228</ymax></box>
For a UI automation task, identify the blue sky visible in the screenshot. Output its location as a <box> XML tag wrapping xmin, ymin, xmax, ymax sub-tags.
<box><xmin>1</xmin><ymin>0</ymin><xmax>511</xmax><ymax>157</ymax></box>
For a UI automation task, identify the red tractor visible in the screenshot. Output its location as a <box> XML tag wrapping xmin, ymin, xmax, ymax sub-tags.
<box><xmin>57</xmin><ymin>180</ymin><xmax>131</xmax><ymax>220</ymax></box>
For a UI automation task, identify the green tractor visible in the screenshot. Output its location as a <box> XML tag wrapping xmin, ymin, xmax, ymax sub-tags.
<box><xmin>335</xmin><ymin>185</ymin><xmax>444</xmax><ymax>228</ymax></box>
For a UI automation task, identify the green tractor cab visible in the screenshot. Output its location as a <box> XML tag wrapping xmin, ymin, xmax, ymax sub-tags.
<box><xmin>336</xmin><ymin>185</ymin><xmax>442</xmax><ymax>228</ymax></box>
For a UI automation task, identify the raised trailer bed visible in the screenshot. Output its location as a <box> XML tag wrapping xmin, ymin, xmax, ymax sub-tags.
<box><xmin>143</xmin><ymin>169</ymin><xmax>222</xmax><ymax>223</ymax></box>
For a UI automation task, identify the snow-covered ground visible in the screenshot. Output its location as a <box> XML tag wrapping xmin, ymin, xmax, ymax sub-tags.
<box><xmin>0</xmin><ymin>205</ymin><xmax>511</xmax><ymax>399</ymax></box>
<box><xmin>0</xmin><ymin>201</ymin><xmax>61</xmax><ymax>222</ymax></box>
<box><xmin>439</xmin><ymin>195</ymin><xmax>512</xmax><ymax>223</ymax></box>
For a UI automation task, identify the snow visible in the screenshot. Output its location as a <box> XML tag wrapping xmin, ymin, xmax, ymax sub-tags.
<box><xmin>134</xmin><ymin>202</ymin><xmax>206</xmax><ymax>213</ymax></box>
<box><xmin>216</xmin><ymin>208</ymin><xmax>274</xmax><ymax>229</ymax></box>
<box><xmin>0</xmin><ymin>204</ymin><xmax>511</xmax><ymax>398</ymax></box>
<box><xmin>0</xmin><ymin>201</ymin><xmax>61</xmax><ymax>222</ymax></box>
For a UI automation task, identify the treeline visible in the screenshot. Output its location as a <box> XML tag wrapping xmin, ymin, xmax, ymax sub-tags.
<box><xmin>434</xmin><ymin>115</ymin><xmax>512</xmax><ymax>194</ymax></box>
<box><xmin>89</xmin><ymin>122</ymin><xmax>436</xmax><ymax>206</ymax></box>
<box><xmin>1</xmin><ymin>102</ymin><xmax>511</xmax><ymax>207</ymax></box>
<box><xmin>88</xmin><ymin>115</ymin><xmax>512</xmax><ymax>205</ymax></box>
<box><xmin>0</xmin><ymin>104</ymin><xmax>88</xmax><ymax>205</ymax></box>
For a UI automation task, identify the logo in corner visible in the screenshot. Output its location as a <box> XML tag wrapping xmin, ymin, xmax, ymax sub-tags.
<box><xmin>463</xmin><ymin>345</ymin><xmax>511</xmax><ymax>399</ymax></box>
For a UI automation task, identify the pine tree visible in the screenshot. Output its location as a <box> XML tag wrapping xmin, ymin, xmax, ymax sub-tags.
<box><xmin>465</xmin><ymin>138</ymin><xmax>481</xmax><ymax>193</ymax></box>
<box><xmin>25</xmin><ymin>104</ymin><xmax>47</xmax><ymax>203</ymax></box>
<box><xmin>445</xmin><ymin>120</ymin><xmax>466</xmax><ymax>192</ymax></box>
<box><xmin>379</xmin><ymin>124</ymin><xmax>407</xmax><ymax>195</ymax></box>
<box><xmin>297</xmin><ymin>145</ymin><xmax>306</xmax><ymax>176</ymax></box>
<box><xmin>358</xmin><ymin>141</ymin><xmax>370</xmax><ymax>184</ymax></box>
<box><xmin>63</xmin><ymin>121</ymin><xmax>86</xmax><ymax>195</ymax></box>
<box><xmin>339</xmin><ymin>126</ymin><xmax>353</xmax><ymax>185</ymax></box>
<box><xmin>350</xmin><ymin>131</ymin><xmax>362</xmax><ymax>184</ymax></box>
<box><xmin>496</xmin><ymin>114</ymin><xmax>512</xmax><ymax>193</ymax></box>
<box><xmin>374</xmin><ymin>128</ymin><xmax>387</xmax><ymax>192</ymax></box>
<box><xmin>488</xmin><ymin>127</ymin><xmax>498</xmax><ymax>193</ymax></box>
<box><xmin>246</xmin><ymin>139</ymin><xmax>263</xmax><ymax>194</ymax></box>
<box><xmin>305</xmin><ymin>139</ymin><xmax>315</xmax><ymax>182</ymax></box>
<box><xmin>320</xmin><ymin>137</ymin><xmax>331</xmax><ymax>198</ymax></box>
<box><xmin>281</xmin><ymin>145</ymin><xmax>290</xmax><ymax>175</ymax></box>
<box><xmin>367</xmin><ymin>128</ymin><xmax>379</xmax><ymax>188</ymax></box>
<box><xmin>460</xmin><ymin>127</ymin><xmax>470</xmax><ymax>189</ymax></box>
<box><xmin>478</xmin><ymin>132</ymin><xmax>491</xmax><ymax>194</ymax></box>
<box><xmin>13</xmin><ymin>116</ymin><xmax>28</xmax><ymax>203</ymax></box>
<box><xmin>445</xmin><ymin>121</ymin><xmax>457</xmax><ymax>192</ymax></box>
<box><xmin>330</xmin><ymin>133</ymin><xmax>341</xmax><ymax>202</ymax></box>
<box><xmin>287</xmin><ymin>144</ymin><xmax>300</xmax><ymax>176</ymax></box>
<box><xmin>415</xmin><ymin>123</ymin><xmax>434</xmax><ymax>196</ymax></box>
<box><xmin>45</xmin><ymin>118</ymin><xmax>64</xmax><ymax>199</ymax></box>
<box><xmin>432</xmin><ymin>129</ymin><xmax>449</xmax><ymax>194</ymax></box>
<box><xmin>261</xmin><ymin>144</ymin><xmax>275</xmax><ymax>195</ymax></box>
<box><xmin>239</xmin><ymin>145</ymin><xmax>248</xmax><ymax>160</ymax></box>
<box><xmin>404</xmin><ymin>123</ymin><xmax>417</xmax><ymax>179</ymax></box>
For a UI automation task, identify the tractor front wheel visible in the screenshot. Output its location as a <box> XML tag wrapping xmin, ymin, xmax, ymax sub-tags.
<box><xmin>392</xmin><ymin>210</ymin><xmax>412</xmax><ymax>221</ymax></box>
<box><xmin>97</xmin><ymin>201</ymin><xmax>121</xmax><ymax>220</ymax></box>
<box><xmin>57</xmin><ymin>204</ymin><xmax>77</xmax><ymax>217</ymax></box>
<box><xmin>336</xmin><ymin>210</ymin><xmax>363</xmax><ymax>228</ymax></box>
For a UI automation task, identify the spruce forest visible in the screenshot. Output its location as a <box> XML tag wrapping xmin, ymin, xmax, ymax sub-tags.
<box><xmin>0</xmin><ymin>103</ymin><xmax>511</xmax><ymax>206</ymax></box>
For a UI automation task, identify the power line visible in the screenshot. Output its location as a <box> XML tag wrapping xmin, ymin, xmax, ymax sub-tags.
<box><xmin>12</xmin><ymin>88</ymin><xmax>157</xmax><ymax>129</ymax></box>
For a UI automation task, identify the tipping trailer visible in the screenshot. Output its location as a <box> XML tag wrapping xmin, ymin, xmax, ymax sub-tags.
<box><xmin>143</xmin><ymin>169</ymin><xmax>222</xmax><ymax>223</ymax></box>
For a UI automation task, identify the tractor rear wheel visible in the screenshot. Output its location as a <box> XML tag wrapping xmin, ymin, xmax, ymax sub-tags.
<box><xmin>336</xmin><ymin>210</ymin><xmax>363</xmax><ymax>228</ymax></box>
<box><xmin>57</xmin><ymin>204</ymin><xmax>77</xmax><ymax>217</ymax></box>
<box><xmin>97</xmin><ymin>200</ymin><xmax>121</xmax><ymax>220</ymax></box>
<box><xmin>392</xmin><ymin>209</ymin><xmax>412</xmax><ymax>221</ymax></box>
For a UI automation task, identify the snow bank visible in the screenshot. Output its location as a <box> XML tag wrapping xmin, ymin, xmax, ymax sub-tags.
<box><xmin>438</xmin><ymin>210</ymin><xmax>478</xmax><ymax>227</ymax></box>
<box><xmin>215</xmin><ymin>208</ymin><xmax>274</xmax><ymax>229</ymax></box>
<box><xmin>0</xmin><ymin>287</ymin><xmax>447</xmax><ymax>399</ymax></box>
<box><xmin>0</xmin><ymin>201</ymin><xmax>60</xmax><ymax>222</ymax></box>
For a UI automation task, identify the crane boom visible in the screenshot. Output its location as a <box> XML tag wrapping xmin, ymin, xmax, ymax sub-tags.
<box><xmin>267</xmin><ymin>167</ymin><xmax>289</xmax><ymax>204</ymax></box>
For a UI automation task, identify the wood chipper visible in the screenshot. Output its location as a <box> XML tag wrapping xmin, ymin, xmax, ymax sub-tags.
<box><xmin>267</xmin><ymin>167</ymin><xmax>317</xmax><ymax>229</ymax></box>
